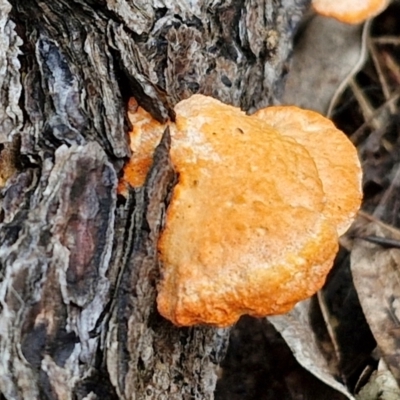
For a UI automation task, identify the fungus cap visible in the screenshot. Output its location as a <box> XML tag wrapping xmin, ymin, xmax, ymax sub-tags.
<box><xmin>120</xmin><ymin>106</ymin><xmax>166</xmax><ymax>188</ymax></box>
<box><xmin>312</xmin><ymin>0</ymin><xmax>389</xmax><ymax>24</ymax></box>
<box><xmin>252</xmin><ymin>106</ymin><xmax>362</xmax><ymax>236</ymax></box>
<box><xmin>120</xmin><ymin>95</ymin><xmax>362</xmax><ymax>327</ymax></box>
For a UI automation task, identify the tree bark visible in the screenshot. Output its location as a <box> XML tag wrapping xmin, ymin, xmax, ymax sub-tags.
<box><xmin>0</xmin><ymin>0</ymin><xmax>309</xmax><ymax>399</ymax></box>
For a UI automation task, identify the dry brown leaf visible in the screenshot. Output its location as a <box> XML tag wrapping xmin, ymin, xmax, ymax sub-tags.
<box><xmin>356</xmin><ymin>359</ymin><xmax>400</xmax><ymax>400</ymax></box>
<box><xmin>269</xmin><ymin>301</ymin><xmax>356</xmax><ymax>400</ymax></box>
<box><xmin>317</xmin><ymin>254</ymin><xmax>377</xmax><ymax>386</ymax></box>
<box><xmin>282</xmin><ymin>16</ymin><xmax>367</xmax><ymax>115</ymax></box>
<box><xmin>351</xmin><ymin>223</ymin><xmax>400</xmax><ymax>384</ymax></box>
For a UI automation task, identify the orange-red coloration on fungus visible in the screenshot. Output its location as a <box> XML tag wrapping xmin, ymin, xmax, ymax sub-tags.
<box><xmin>252</xmin><ymin>106</ymin><xmax>362</xmax><ymax>236</ymax></box>
<box><xmin>312</xmin><ymin>0</ymin><xmax>389</xmax><ymax>24</ymax></box>
<box><xmin>119</xmin><ymin>106</ymin><xmax>166</xmax><ymax>191</ymax></box>
<box><xmin>120</xmin><ymin>95</ymin><xmax>362</xmax><ymax>327</ymax></box>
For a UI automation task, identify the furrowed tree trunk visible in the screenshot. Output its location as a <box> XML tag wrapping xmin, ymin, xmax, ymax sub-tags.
<box><xmin>0</xmin><ymin>0</ymin><xmax>309</xmax><ymax>399</ymax></box>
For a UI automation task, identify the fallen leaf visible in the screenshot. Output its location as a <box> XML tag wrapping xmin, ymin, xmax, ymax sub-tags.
<box><xmin>351</xmin><ymin>222</ymin><xmax>400</xmax><ymax>384</ymax></box>
<box><xmin>356</xmin><ymin>359</ymin><xmax>400</xmax><ymax>400</ymax></box>
<box><xmin>282</xmin><ymin>16</ymin><xmax>367</xmax><ymax>115</ymax></box>
<box><xmin>269</xmin><ymin>300</ymin><xmax>356</xmax><ymax>400</ymax></box>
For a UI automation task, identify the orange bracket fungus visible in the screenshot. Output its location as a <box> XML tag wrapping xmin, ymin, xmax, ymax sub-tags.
<box><xmin>120</xmin><ymin>95</ymin><xmax>362</xmax><ymax>327</ymax></box>
<box><xmin>312</xmin><ymin>0</ymin><xmax>389</xmax><ymax>24</ymax></box>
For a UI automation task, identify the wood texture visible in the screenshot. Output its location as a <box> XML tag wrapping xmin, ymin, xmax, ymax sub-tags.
<box><xmin>0</xmin><ymin>0</ymin><xmax>310</xmax><ymax>398</ymax></box>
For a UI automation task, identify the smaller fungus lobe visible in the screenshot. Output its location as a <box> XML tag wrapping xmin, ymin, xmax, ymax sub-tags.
<box><xmin>312</xmin><ymin>0</ymin><xmax>389</xmax><ymax>24</ymax></box>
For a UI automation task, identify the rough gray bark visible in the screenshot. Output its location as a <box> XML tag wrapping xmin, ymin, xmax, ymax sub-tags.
<box><xmin>0</xmin><ymin>0</ymin><xmax>309</xmax><ymax>399</ymax></box>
